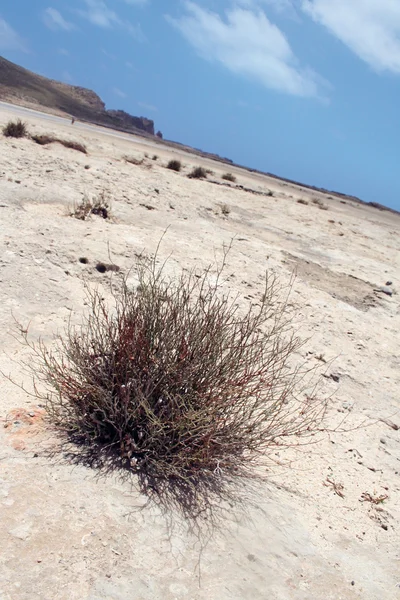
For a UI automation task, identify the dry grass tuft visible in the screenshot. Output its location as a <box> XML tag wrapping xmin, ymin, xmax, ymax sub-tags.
<box><xmin>220</xmin><ymin>203</ymin><xmax>231</xmax><ymax>216</ymax></box>
<box><xmin>32</xmin><ymin>134</ymin><xmax>87</xmax><ymax>154</ymax></box>
<box><xmin>222</xmin><ymin>173</ymin><xmax>236</xmax><ymax>183</ymax></box>
<box><xmin>23</xmin><ymin>247</ymin><xmax>327</xmax><ymax>515</ymax></box>
<box><xmin>124</xmin><ymin>156</ymin><xmax>144</xmax><ymax>166</ymax></box>
<box><xmin>297</xmin><ymin>199</ymin><xmax>309</xmax><ymax>205</ymax></box>
<box><xmin>3</xmin><ymin>119</ymin><xmax>28</xmax><ymax>138</ymax></box>
<box><xmin>188</xmin><ymin>166</ymin><xmax>207</xmax><ymax>179</ymax></box>
<box><xmin>312</xmin><ymin>198</ymin><xmax>328</xmax><ymax>210</ymax></box>
<box><xmin>166</xmin><ymin>159</ymin><xmax>182</xmax><ymax>172</ymax></box>
<box><xmin>71</xmin><ymin>192</ymin><xmax>111</xmax><ymax>220</ymax></box>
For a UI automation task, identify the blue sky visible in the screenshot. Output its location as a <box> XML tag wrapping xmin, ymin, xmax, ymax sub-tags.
<box><xmin>1</xmin><ymin>1</ymin><xmax>400</xmax><ymax>210</ymax></box>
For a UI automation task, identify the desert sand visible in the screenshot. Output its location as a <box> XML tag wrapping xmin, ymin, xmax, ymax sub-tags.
<box><xmin>0</xmin><ymin>104</ymin><xmax>399</xmax><ymax>600</ymax></box>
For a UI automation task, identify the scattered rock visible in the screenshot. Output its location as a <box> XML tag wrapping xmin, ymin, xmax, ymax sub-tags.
<box><xmin>374</xmin><ymin>286</ymin><xmax>393</xmax><ymax>296</ymax></box>
<box><xmin>330</xmin><ymin>373</ymin><xmax>340</xmax><ymax>383</ymax></box>
<box><xmin>386</xmin><ymin>281</ymin><xmax>392</xmax><ymax>286</ymax></box>
<box><xmin>9</xmin><ymin>523</ymin><xmax>32</xmax><ymax>541</ymax></box>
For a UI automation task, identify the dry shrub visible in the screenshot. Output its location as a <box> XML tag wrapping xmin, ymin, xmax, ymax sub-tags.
<box><xmin>3</xmin><ymin>119</ymin><xmax>28</xmax><ymax>138</ymax></box>
<box><xmin>222</xmin><ymin>173</ymin><xmax>236</xmax><ymax>183</ymax></box>
<box><xmin>220</xmin><ymin>203</ymin><xmax>231</xmax><ymax>216</ymax></box>
<box><xmin>167</xmin><ymin>159</ymin><xmax>182</xmax><ymax>172</ymax></box>
<box><xmin>188</xmin><ymin>166</ymin><xmax>207</xmax><ymax>179</ymax></box>
<box><xmin>312</xmin><ymin>198</ymin><xmax>328</xmax><ymax>210</ymax></box>
<box><xmin>32</xmin><ymin>134</ymin><xmax>87</xmax><ymax>154</ymax></box>
<box><xmin>71</xmin><ymin>192</ymin><xmax>111</xmax><ymax>220</ymax></box>
<box><xmin>297</xmin><ymin>199</ymin><xmax>309</xmax><ymax>205</ymax></box>
<box><xmin>124</xmin><ymin>156</ymin><xmax>143</xmax><ymax>166</ymax></box>
<box><xmin>26</xmin><ymin>249</ymin><xmax>326</xmax><ymax>514</ymax></box>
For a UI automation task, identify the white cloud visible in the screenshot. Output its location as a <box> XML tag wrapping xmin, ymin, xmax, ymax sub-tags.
<box><xmin>237</xmin><ymin>0</ymin><xmax>294</xmax><ymax>12</ymax></box>
<box><xmin>43</xmin><ymin>8</ymin><xmax>75</xmax><ymax>31</ymax></box>
<box><xmin>78</xmin><ymin>0</ymin><xmax>145</xmax><ymax>39</ymax></box>
<box><xmin>168</xmin><ymin>2</ymin><xmax>322</xmax><ymax>97</ymax></box>
<box><xmin>303</xmin><ymin>0</ymin><xmax>400</xmax><ymax>74</ymax></box>
<box><xmin>0</xmin><ymin>17</ymin><xmax>26</xmax><ymax>51</ymax></box>
<box><xmin>79</xmin><ymin>0</ymin><xmax>120</xmax><ymax>28</ymax></box>
<box><xmin>62</xmin><ymin>70</ymin><xmax>74</xmax><ymax>83</ymax></box>
<box><xmin>121</xmin><ymin>0</ymin><xmax>149</xmax><ymax>5</ymax></box>
<box><xmin>113</xmin><ymin>87</ymin><xmax>127</xmax><ymax>98</ymax></box>
<box><xmin>138</xmin><ymin>101</ymin><xmax>158</xmax><ymax>112</ymax></box>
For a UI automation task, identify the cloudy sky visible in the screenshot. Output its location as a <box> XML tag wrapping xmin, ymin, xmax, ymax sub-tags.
<box><xmin>1</xmin><ymin>0</ymin><xmax>400</xmax><ymax>209</ymax></box>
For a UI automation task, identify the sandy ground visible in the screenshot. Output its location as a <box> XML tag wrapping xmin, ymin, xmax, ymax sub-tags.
<box><xmin>0</xmin><ymin>105</ymin><xmax>399</xmax><ymax>600</ymax></box>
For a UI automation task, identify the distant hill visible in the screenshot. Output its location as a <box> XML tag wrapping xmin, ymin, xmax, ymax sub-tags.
<box><xmin>0</xmin><ymin>55</ymin><xmax>154</xmax><ymax>136</ymax></box>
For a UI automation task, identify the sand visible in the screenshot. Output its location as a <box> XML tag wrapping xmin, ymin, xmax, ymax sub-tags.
<box><xmin>0</xmin><ymin>105</ymin><xmax>399</xmax><ymax>600</ymax></box>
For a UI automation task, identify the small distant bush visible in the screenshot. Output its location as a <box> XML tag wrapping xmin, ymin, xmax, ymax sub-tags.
<box><xmin>3</xmin><ymin>119</ymin><xmax>28</xmax><ymax>138</ymax></box>
<box><xmin>32</xmin><ymin>134</ymin><xmax>87</xmax><ymax>154</ymax></box>
<box><xmin>71</xmin><ymin>192</ymin><xmax>111</xmax><ymax>220</ymax></box>
<box><xmin>297</xmin><ymin>199</ymin><xmax>309</xmax><ymax>205</ymax></box>
<box><xmin>124</xmin><ymin>156</ymin><xmax>143</xmax><ymax>166</ymax></box>
<box><xmin>312</xmin><ymin>198</ymin><xmax>328</xmax><ymax>210</ymax></box>
<box><xmin>25</xmin><ymin>250</ymin><xmax>326</xmax><ymax>513</ymax></box>
<box><xmin>220</xmin><ymin>203</ymin><xmax>231</xmax><ymax>216</ymax></box>
<box><xmin>167</xmin><ymin>159</ymin><xmax>182</xmax><ymax>172</ymax></box>
<box><xmin>61</xmin><ymin>140</ymin><xmax>87</xmax><ymax>154</ymax></box>
<box><xmin>188</xmin><ymin>166</ymin><xmax>207</xmax><ymax>179</ymax></box>
<box><xmin>222</xmin><ymin>173</ymin><xmax>236</xmax><ymax>183</ymax></box>
<box><xmin>152</xmin><ymin>155</ymin><xmax>158</xmax><ymax>161</ymax></box>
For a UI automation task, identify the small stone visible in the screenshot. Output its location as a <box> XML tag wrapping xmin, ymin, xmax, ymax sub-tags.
<box><xmin>330</xmin><ymin>373</ymin><xmax>340</xmax><ymax>383</ymax></box>
<box><xmin>380</xmin><ymin>438</ymin><xmax>386</xmax><ymax>445</ymax></box>
<box><xmin>342</xmin><ymin>401</ymin><xmax>354</xmax><ymax>411</ymax></box>
<box><xmin>386</xmin><ymin>281</ymin><xmax>392</xmax><ymax>286</ymax></box>
<box><xmin>379</xmin><ymin>286</ymin><xmax>393</xmax><ymax>296</ymax></box>
<box><xmin>381</xmin><ymin>524</ymin><xmax>388</xmax><ymax>531</ymax></box>
<box><xmin>351</xmin><ymin>581</ymin><xmax>355</xmax><ymax>586</ymax></box>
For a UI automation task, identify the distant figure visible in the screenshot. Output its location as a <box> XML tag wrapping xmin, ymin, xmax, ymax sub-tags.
<box><xmin>71</xmin><ymin>117</ymin><xmax>75</xmax><ymax>125</ymax></box>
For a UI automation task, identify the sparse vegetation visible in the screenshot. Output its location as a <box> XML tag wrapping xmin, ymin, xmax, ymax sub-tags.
<box><xmin>25</xmin><ymin>249</ymin><xmax>326</xmax><ymax>513</ymax></box>
<box><xmin>152</xmin><ymin>155</ymin><xmax>158</xmax><ymax>161</ymax></box>
<box><xmin>222</xmin><ymin>173</ymin><xmax>236</xmax><ymax>183</ymax></box>
<box><xmin>188</xmin><ymin>166</ymin><xmax>207</xmax><ymax>179</ymax></box>
<box><xmin>166</xmin><ymin>159</ymin><xmax>182</xmax><ymax>172</ymax></box>
<box><xmin>31</xmin><ymin>134</ymin><xmax>87</xmax><ymax>154</ymax></box>
<box><xmin>311</xmin><ymin>198</ymin><xmax>328</xmax><ymax>210</ymax></box>
<box><xmin>297</xmin><ymin>199</ymin><xmax>309</xmax><ymax>205</ymax></box>
<box><xmin>124</xmin><ymin>156</ymin><xmax>143</xmax><ymax>166</ymax></box>
<box><xmin>220</xmin><ymin>203</ymin><xmax>231</xmax><ymax>216</ymax></box>
<box><xmin>71</xmin><ymin>192</ymin><xmax>111</xmax><ymax>220</ymax></box>
<box><xmin>2</xmin><ymin>119</ymin><xmax>28</xmax><ymax>138</ymax></box>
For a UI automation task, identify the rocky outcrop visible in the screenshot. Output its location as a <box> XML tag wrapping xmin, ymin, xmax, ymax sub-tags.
<box><xmin>0</xmin><ymin>55</ymin><xmax>155</xmax><ymax>136</ymax></box>
<box><xmin>104</xmin><ymin>110</ymin><xmax>154</xmax><ymax>135</ymax></box>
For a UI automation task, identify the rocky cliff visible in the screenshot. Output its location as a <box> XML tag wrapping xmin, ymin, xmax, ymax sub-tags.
<box><xmin>0</xmin><ymin>55</ymin><xmax>154</xmax><ymax>136</ymax></box>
